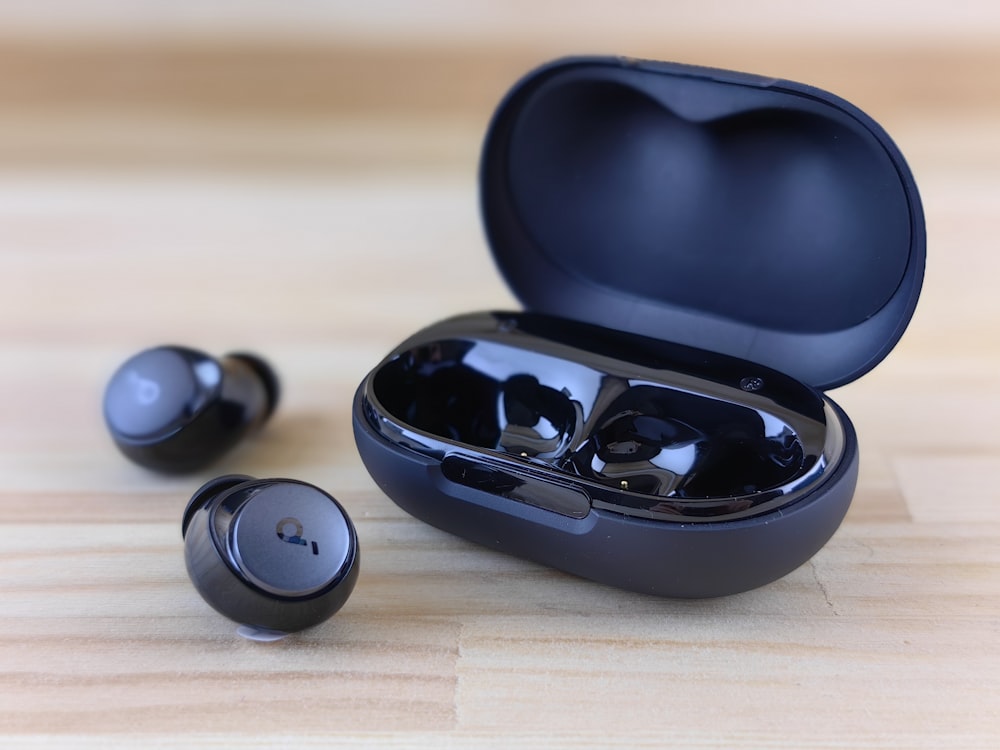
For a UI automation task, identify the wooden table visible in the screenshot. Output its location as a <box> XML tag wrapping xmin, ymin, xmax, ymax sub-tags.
<box><xmin>1</xmin><ymin>4</ymin><xmax>998</xmax><ymax>747</ymax></box>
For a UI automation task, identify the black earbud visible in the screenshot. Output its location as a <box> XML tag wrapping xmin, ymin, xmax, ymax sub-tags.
<box><xmin>103</xmin><ymin>346</ymin><xmax>279</xmax><ymax>473</ymax></box>
<box><xmin>182</xmin><ymin>475</ymin><xmax>359</xmax><ymax>636</ymax></box>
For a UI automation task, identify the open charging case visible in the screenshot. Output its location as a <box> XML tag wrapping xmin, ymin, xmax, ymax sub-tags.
<box><xmin>353</xmin><ymin>57</ymin><xmax>925</xmax><ymax>597</ymax></box>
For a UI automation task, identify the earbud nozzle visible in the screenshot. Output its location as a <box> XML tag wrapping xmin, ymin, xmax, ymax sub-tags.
<box><xmin>228</xmin><ymin>352</ymin><xmax>281</xmax><ymax>420</ymax></box>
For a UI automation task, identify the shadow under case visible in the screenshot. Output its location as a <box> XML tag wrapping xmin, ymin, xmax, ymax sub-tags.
<box><xmin>353</xmin><ymin>57</ymin><xmax>925</xmax><ymax>597</ymax></box>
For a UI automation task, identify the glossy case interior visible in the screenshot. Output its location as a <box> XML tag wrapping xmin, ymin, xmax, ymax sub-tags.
<box><xmin>353</xmin><ymin>57</ymin><xmax>925</xmax><ymax>597</ymax></box>
<box><xmin>365</xmin><ymin>312</ymin><xmax>844</xmax><ymax>523</ymax></box>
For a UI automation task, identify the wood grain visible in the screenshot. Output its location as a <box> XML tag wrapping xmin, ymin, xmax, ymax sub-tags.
<box><xmin>1</xmin><ymin>3</ymin><xmax>998</xmax><ymax>747</ymax></box>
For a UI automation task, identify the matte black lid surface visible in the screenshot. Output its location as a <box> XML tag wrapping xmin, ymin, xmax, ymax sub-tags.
<box><xmin>480</xmin><ymin>57</ymin><xmax>925</xmax><ymax>390</ymax></box>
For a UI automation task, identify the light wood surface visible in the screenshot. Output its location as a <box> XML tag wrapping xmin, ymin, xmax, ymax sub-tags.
<box><xmin>1</xmin><ymin>3</ymin><xmax>998</xmax><ymax>747</ymax></box>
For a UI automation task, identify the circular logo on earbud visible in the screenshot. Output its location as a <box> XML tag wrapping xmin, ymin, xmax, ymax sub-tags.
<box><xmin>276</xmin><ymin>517</ymin><xmax>306</xmax><ymax>546</ymax></box>
<box><xmin>103</xmin><ymin>348</ymin><xmax>198</xmax><ymax>437</ymax></box>
<box><xmin>230</xmin><ymin>483</ymin><xmax>352</xmax><ymax>597</ymax></box>
<box><xmin>127</xmin><ymin>369</ymin><xmax>161</xmax><ymax>405</ymax></box>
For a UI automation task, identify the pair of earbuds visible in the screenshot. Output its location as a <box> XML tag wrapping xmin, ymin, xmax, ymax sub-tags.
<box><xmin>103</xmin><ymin>345</ymin><xmax>358</xmax><ymax>639</ymax></box>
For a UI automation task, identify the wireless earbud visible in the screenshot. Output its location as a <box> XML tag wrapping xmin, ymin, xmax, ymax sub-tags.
<box><xmin>103</xmin><ymin>346</ymin><xmax>279</xmax><ymax>473</ymax></box>
<box><xmin>182</xmin><ymin>475</ymin><xmax>359</xmax><ymax>637</ymax></box>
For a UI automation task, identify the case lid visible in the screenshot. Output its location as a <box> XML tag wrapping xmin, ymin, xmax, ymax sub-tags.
<box><xmin>480</xmin><ymin>57</ymin><xmax>925</xmax><ymax>390</ymax></box>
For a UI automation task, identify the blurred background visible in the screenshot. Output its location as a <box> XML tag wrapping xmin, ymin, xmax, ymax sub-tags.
<box><xmin>1</xmin><ymin>1</ymin><xmax>998</xmax><ymax>173</ymax></box>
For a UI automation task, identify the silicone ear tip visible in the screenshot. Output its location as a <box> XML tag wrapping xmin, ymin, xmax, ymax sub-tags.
<box><xmin>228</xmin><ymin>352</ymin><xmax>281</xmax><ymax>420</ymax></box>
<box><xmin>236</xmin><ymin>625</ymin><xmax>289</xmax><ymax>642</ymax></box>
<box><xmin>181</xmin><ymin>474</ymin><xmax>256</xmax><ymax>538</ymax></box>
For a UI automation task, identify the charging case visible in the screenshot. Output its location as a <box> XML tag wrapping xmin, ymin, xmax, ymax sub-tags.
<box><xmin>352</xmin><ymin>57</ymin><xmax>925</xmax><ymax>597</ymax></box>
